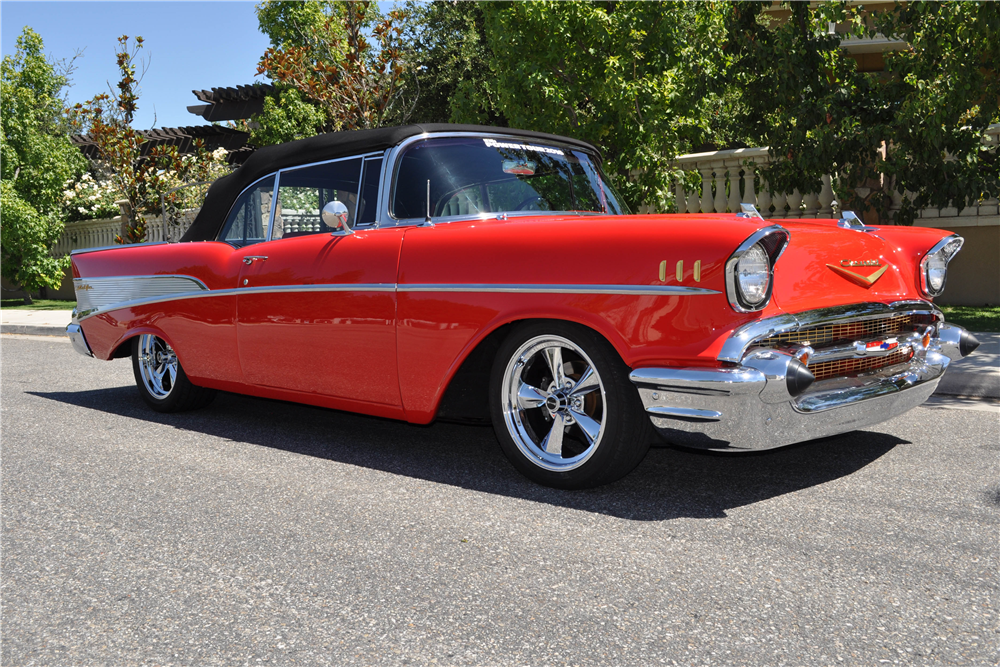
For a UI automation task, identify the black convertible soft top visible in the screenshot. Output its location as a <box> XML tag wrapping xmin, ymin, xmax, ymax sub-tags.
<box><xmin>180</xmin><ymin>123</ymin><xmax>599</xmax><ymax>242</ymax></box>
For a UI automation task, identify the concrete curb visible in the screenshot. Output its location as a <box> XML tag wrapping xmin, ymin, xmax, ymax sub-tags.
<box><xmin>0</xmin><ymin>324</ymin><xmax>69</xmax><ymax>337</ymax></box>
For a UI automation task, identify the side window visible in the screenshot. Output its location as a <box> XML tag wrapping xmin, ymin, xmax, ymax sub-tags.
<box><xmin>273</xmin><ymin>158</ymin><xmax>363</xmax><ymax>239</ymax></box>
<box><xmin>219</xmin><ymin>176</ymin><xmax>275</xmax><ymax>247</ymax></box>
<box><xmin>355</xmin><ymin>157</ymin><xmax>383</xmax><ymax>228</ymax></box>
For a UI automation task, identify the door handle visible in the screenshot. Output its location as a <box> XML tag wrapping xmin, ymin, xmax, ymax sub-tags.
<box><xmin>242</xmin><ymin>255</ymin><xmax>268</xmax><ymax>265</ymax></box>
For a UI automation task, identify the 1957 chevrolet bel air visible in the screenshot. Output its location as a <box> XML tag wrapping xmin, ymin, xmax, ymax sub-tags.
<box><xmin>67</xmin><ymin>124</ymin><xmax>979</xmax><ymax>488</ymax></box>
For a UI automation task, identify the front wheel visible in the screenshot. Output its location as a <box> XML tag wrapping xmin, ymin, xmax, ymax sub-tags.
<box><xmin>489</xmin><ymin>322</ymin><xmax>651</xmax><ymax>489</ymax></box>
<box><xmin>132</xmin><ymin>334</ymin><xmax>216</xmax><ymax>412</ymax></box>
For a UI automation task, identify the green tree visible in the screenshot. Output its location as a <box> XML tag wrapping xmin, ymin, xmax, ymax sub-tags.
<box><xmin>725</xmin><ymin>1</ymin><xmax>1000</xmax><ymax>224</ymax></box>
<box><xmin>1</xmin><ymin>27</ymin><xmax>86</xmax><ymax>302</ymax></box>
<box><xmin>472</xmin><ymin>1</ymin><xmax>728</xmax><ymax>211</ymax></box>
<box><xmin>250</xmin><ymin>0</ymin><xmax>411</xmax><ymax>145</ymax></box>
<box><xmin>399</xmin><ymin>0</ymin><xmax>503</xmax><ymax>126</ymax></box>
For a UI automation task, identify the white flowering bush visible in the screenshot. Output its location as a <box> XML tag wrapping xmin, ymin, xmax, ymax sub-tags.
<box><xmin>61</xmin><ymin>147</ymin><xmax>233</xmax><ymax>225</ymax></box>
<box><xmin>61</xmin><ymin>172</ymin><xmax>121</xmax><ymax>222</ymax></box>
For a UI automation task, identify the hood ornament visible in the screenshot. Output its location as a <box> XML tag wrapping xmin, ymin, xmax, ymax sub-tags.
<box><xmin>826</xmin><ymin>259</ymin><xmax>889</xmax><ymax>287</ymax></box>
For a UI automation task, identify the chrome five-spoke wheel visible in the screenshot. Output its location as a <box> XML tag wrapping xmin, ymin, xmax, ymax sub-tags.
<box><xmin>489</xmin><ymin>322</ymin><xmax>651</xmax><ymax>489</ymax></box>
<box><xmin>137</xmin><ymin>334</ymin><xmax>178</xmax><ymax>399</ymax></box>
<box><xmin>131</xmin><ymin>334</ymin><xmax>216</xmax><ymax>413</ymax></box>
<box><xmin>501</xmin><ymin>335</ymin><xmax>607</xmax><ymax>471</ymax></box>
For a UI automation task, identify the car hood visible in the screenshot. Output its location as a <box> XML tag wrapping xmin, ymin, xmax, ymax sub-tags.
<box><xmin>769</xmin><ymin>220</ymin><xmax>937</xmax><ymax>312</ymax></box>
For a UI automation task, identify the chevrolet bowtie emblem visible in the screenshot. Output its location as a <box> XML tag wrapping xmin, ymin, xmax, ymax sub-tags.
<box><xmin>826</xmin><ymin>260</ymin><xmax>888</xmax><ymax>287</ymax></box>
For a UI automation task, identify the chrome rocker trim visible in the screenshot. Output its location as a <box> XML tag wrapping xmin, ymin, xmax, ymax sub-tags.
<box><xmin>631</xmin><ymin>306</ymin><xmax>975</xmax><ymax>452</ymax></box>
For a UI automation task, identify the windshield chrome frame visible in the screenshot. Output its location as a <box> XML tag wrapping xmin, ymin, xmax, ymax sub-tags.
<box><xmin>377</xmin><ymin>132</ymin><xmax>614</xmax><ymax>229</ymax></box>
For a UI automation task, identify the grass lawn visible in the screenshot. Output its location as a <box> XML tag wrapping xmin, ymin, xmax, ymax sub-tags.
<box><xmin>939</xmin><ymin>305</ymin><xmax>1000</xmax><ymax>333</ymax></box>
<box><xmin>1</xmin><ymin>299</ymin><xmax>75</xmax><ymax>310</ymax></box>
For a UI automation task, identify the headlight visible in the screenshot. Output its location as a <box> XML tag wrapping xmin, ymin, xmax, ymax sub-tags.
<box><xmin>725</xmin><ymin>226</ymin><xmax>789</xmax><ymax>312</ymax></box>
<box><xmin>737</xmin><ymin>243</ymin><xmax>770</xmax><ymax>306</ymax></box>
<box><xmin>920</xmin><ymin>236</ymin><xmax>963</xmax><ymax>297</ymax></box>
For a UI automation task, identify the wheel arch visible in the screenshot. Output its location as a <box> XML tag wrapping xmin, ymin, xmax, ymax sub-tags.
<box><xmin>434</xmin><ymin>315</ymin><xmax>630</xmax><ymax>424</ymax></box>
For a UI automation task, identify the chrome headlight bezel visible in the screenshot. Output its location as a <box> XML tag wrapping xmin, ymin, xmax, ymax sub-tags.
<box><xmin>725</xmin><ymin>226</ymin><xmax>790</xmax><ymax>313</ymax></box>
<box><xmin>919</xmin><ymin>235</ymin><xmax>964</xmax><ymax>298</ymax></box>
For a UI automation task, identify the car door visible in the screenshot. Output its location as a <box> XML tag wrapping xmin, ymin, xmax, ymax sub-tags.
<box><xmin>233</xmin><ymin>156</ymin><xmax>404</xmax><ymax>407</ymax></box>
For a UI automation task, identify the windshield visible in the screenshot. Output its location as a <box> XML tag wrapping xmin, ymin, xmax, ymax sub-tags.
<box><xmin>391</xmin><ymin>136</ymin><xmax>629</xmax><ymax>220</ymax></box>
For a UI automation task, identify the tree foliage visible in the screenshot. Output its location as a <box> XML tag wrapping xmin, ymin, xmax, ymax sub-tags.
<box><xmin>1</xmin><ymin>27</ymin><xmax>86</xmax><ymax>300</ymax></box>
<box><xmin>250</xmin><ymin>0</ymin><xmax>411</xmax><ymax>145</ymax></box>
<box><xmin>725</xmin><ymin>0</ymin><xmax>1000</xmax><ymax>224</ymax></box>
<box><xmin>71</xmin><ymin>36</ymin><xmax>224</xmax><ymax>243</ymax></box>
<box><xmin>399</xmin><ymin>1</ymin><xmax>503</xmax><ymax>126</ymax></box>
<box><xmin>469</xmin><ymin>1</ymin><xmax>727</xmax><ymax>211</ymax></box>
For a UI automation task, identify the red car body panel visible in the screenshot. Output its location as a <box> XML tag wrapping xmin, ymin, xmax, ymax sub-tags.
<box><xmin>71</xmin><ymin>212</ymin><xmax>955</xmax><ymax>425</ymax></box>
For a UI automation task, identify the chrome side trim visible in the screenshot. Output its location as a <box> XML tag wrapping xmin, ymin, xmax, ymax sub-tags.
<box><xmin>70</xmin><ymin>242</ymin><xmax>169</xmax><ymax>256</ymax></box>
<box><xmin>718</xmin><ymin>300</ymin><xmax>941</xmax><ymax>363</ymax></box>
<box><xmin>397</xmin><ymin>284</ymin><xmax>720</xmax><ymax>296</ymax></box>
<box><xmin>72</xmin><ymin>282</ymin><xmax>397</xmax><ymax>321</ymax></box>
<box><xmin>74</xmin><ymin>275</ymin><xmax>209</xmax><ymax>318</ymax></box>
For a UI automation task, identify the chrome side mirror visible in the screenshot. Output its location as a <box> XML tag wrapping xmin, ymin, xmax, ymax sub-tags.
<box><xmin>322</xmin><ymin>200</ymin><xmax>352</xmax><ymax>235</ymax></box>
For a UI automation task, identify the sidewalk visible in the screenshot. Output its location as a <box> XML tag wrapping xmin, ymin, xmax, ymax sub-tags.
<box><xmin>1</xmin><ymin>309</ymin><xmax>73</xmax><ymax>337</ymax></box>
<box><xmin>2</xmin><ymin>308</ymin><xmax>997</xmax><ymax>400</ymax></box>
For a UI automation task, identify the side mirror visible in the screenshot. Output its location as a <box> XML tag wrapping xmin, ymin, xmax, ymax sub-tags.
<box><xmin>322</xmin><ymin>200</ymin><xmax>352</xmax><ymax>234</ymax></box>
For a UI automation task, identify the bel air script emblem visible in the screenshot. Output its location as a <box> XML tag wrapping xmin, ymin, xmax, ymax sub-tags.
<box><xmin>826</xmin><ymin>258</ymin><xmax>889</xmax><ymax>287</ymax></box>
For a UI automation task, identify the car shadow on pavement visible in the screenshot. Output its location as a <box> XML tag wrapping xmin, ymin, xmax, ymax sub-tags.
<box><xmin>31</xmin><ymin>386</ymin><xmax>907</xmax><ymax>521</ymax></box>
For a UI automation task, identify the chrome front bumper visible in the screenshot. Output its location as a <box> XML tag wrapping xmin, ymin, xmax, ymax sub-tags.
<box><xmin>630</xmin><ymin>305</ymin><xmax>978</xmax><ymax>451</ymax></box>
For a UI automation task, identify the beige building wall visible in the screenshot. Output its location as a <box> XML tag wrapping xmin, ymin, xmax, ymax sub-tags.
<box><xmin>932</xmin><ymin>223</ymin><xmax>1000</xmax><ymax>307</ymax></box>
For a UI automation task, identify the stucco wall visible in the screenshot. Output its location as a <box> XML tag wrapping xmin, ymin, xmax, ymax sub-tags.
<box><xmin>933</xmin><ymin>223</ymin><xmax>1000</xmax><ymax>306</ymax></box>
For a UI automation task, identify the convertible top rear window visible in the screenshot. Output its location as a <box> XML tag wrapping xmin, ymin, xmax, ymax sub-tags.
<box><xmin>392</xmin><ymin>137</ymin><xmax>629</xmax><ymax>220</ymax></box>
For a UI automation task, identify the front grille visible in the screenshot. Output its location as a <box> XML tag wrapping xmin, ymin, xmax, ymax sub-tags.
<box><xmin>757</xmin><ymin>314</ymin><xmax>919</xmax><ymax>349</ymax></box>
<box><xmin>808</xmin><ymin>347</ymin><xmax>914</xmax><ymax>381</ymax></box>
<box><xmin>752</xmin><ymin>312</ymin><xmax>936</xmax><ymax>382</ymax></box>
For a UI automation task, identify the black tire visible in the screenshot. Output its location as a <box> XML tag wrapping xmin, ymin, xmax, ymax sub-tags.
<box><xmin>131</xmin><ymin>334</ymin><xmax>216</xmax><ymax>413</ymax></box>
<box><xmin>488</xmin><ymin>321</ymin><xmax>651</xmax><ymax>489</ymax></box>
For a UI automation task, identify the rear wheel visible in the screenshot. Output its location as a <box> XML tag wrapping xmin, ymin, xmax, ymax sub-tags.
<box><xmin>131</xmin><ymin>334</ymin><xmax>216</xmax><ymax>412</ymax></box>
<box><xmin>489</xmin><ymin>322</ymin><xmax>651</xmax><ymax>489</ymax></box>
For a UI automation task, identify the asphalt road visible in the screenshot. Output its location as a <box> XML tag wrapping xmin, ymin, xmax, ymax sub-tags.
<box><xmin>2</xmin><ymin>335</ymin><xmax>997</xmax><ymax>666</ymax></box>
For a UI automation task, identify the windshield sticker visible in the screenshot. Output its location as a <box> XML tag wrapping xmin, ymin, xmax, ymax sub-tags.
<box><xmin>483</xmin><ymin>138</ymin><xmax>565</xmax><ymax>156</ymax></box>
<box><xmin>502</xmin><ymin>159</ymin><xmax>537</xmax><ymax>175</ymax></box>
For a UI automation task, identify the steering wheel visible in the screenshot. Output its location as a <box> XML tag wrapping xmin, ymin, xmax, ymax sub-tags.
<box><xmin>514</xmin><ymin>196</ymin><xmax>549</xmax><ymax>211</ymax></box>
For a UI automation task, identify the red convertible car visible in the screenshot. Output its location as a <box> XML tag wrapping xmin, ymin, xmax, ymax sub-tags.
<box><xmin>67</xmin><ymin>124</ymin><xmax>979</xmax><ymax>488</ymax></box>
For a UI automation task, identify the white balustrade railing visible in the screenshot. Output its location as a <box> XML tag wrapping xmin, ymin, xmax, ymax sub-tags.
<box><xmin>647</xmin><ymin>123</ymin><xmax>1000</xmax><ymax>223</ymax></box>
<box><xmin>658</xmin><ymin>147</ymin><xmax>837</xmax><ymax>219</ymax></box>
<box><xmin>53</xmin><ymin>209</ymin><xmax>199</xmax><ymax>256</ymax></box>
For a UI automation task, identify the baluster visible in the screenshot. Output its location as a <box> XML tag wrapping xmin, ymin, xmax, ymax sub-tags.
<box><xmin>786</xmin><ymin>189</ymin><xmax>803</xmax><ymax>218</ymax></box>
<box><xmin>727</xmin><ymin>165</ymin><xmax>741</xmax><ymax>213</ymax></box>
<box><xmin>757</xmin><ymin>180</ymin><xmax>772</xmax><ymax>218</ymax></box>
<box><xmin>674</xmin><ymin>179</ymin><xmax>685</xmax><ymax>214</ymax></box>
<box><xmin>699</xmin><ymin>167</ymin><xmax>714</xmax><ymax>213</ymax></box>
<box><xmin>686</xmin><ymin>187</ymin><xmax>700</xmax><ymax>213</ymax></box>
<box><xmin>713</xmin><ymin>163</ymin><xmax>727</xmax><ymax>213</ymax></box>
<box><xmin>743</xmin><ymin>166</ymin><xmax>757</xmax><ymax>209</ymax></box>
<box><xmin>818</xmin><ymin>175</ymin><xmax>835</xmax><ymax>218</ymax></box>
<box><xmin>802</xmin><ymin>191</ymin><xmax>820</xmax><ymax>218</ymax></box>
<box><xmin>771</xmin><ymin>191</ymin><xmax>787</xmax><ymax>218</ymax></box>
